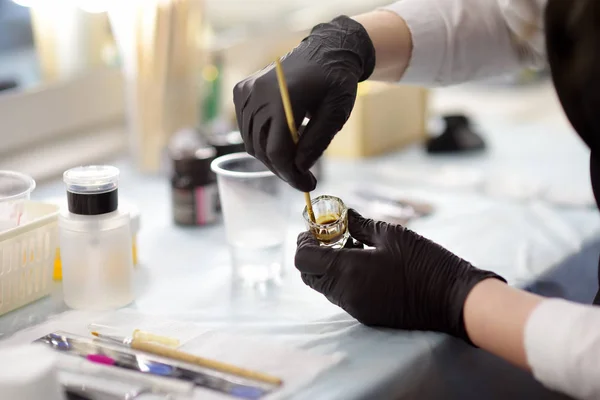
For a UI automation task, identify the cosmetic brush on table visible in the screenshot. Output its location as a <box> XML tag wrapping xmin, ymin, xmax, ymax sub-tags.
<box><xmin>90</xmin><ymin>329</ymin><xmax>180</xmax><ymax>348</ymax></box>
<box><xmin>91</xmin><ymin>331</ymin><xmax>283</xmax><ymax>387</ymax></box>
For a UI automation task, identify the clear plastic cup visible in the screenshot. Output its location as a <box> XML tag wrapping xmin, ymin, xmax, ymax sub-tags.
<box><xmin>0</xmin><ymin>171</ymin><xmax>36</xmax><ymax>232</ymax></box>
<box><xmin>303</xmin><ymin>195</ymin><xmax>349</xmax><ymax>248</ymax></box>
<box><xmin>211</xmin><ymin>153</ymin><xmax>287</xmax><ymax>286</ymax></box>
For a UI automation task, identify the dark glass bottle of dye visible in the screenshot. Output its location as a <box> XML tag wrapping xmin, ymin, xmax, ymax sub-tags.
<box><xmin>170</xmin><ymin>146</ymin><xmax>218</xmax><ymax>226</ymax></box>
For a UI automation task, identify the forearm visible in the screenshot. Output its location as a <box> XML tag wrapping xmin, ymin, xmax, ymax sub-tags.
<box><xmin>352</xmin><ymin>11</ymin><xmax>412</xmax><ymax>82</ymax></box>
<box><xmin>353</xmin><ymin>0</ymin><xmax>546</xmax><ymax>86</ymax></box>
<box><xmin>463</xmin><ymin>279</ymin><xmax>543</xmax><ymax>369</ymax></box>
<box><xmin>464</xmin><ymin>279</ymin><xmax>600</xmax><ymax>399</ymax></box>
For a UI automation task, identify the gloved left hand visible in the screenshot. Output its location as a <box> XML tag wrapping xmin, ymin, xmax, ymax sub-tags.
<box><xmin>295</xmin><ymin>209</ymin><xmax>505</xmax><ymax>343</ymax></box>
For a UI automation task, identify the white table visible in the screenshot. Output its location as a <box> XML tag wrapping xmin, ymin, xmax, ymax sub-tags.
<box><xmin>1</xmin><ymin>83</ymin><xmax>598</xmax><ymax>399</ymax></box>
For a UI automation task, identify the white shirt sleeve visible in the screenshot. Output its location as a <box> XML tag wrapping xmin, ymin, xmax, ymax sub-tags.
<box><xmin>525</xmin><ymin>298</ymin><xmax>600</xmax><ymax>400</ymax></box>
<box><xmin>382</xmin><ymin>0</ymin><xmax>547</xmax><ymax>85</ymax></box>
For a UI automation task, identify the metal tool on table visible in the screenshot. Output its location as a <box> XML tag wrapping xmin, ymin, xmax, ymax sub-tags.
<box><xmin>61</xmin><ymin>370</ymin><xmax>157</xmax><ymax>400</ymax></box>
<box><xmin>37</xmin><ymin>331</ymin><xmax>278</xmax><ymax>399</ymax></box>
<box><xmin>349</xmin><ymin>187</ymin><xmax>435</xmax><ymax>226</ymax></box>
<box><xmin>57</xmin><ymin>346</ymin><xmax>194</xmax><ymax>398</ymax></box>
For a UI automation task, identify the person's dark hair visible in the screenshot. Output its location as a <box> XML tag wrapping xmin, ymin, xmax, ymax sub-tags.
<box><xmin>545</xmin><ymin>0</ymin><xmax>600</xmax><ymax>152</ymax></box>
<box><xmin>546</xmin><ymin>0</ymin><xmax>600</xmax><ymax>305</ymax></box>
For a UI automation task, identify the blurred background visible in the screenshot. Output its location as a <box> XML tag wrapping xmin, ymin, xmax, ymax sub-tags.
<box><xmin>0</xmin><ymin>0</ymin><xmax>555</xmax><ymax>182</ymax></box>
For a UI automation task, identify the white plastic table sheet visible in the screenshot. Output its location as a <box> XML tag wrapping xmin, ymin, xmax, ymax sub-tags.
<box><xmin>2</xmin><ymin>84</ymin><xmax>600</xmax><ymax>399</ymax></box>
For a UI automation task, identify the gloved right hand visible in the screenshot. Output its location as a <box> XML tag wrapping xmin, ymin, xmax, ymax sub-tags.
<box><xmin>295</xmin><ymin>210</ymin><xmax>506</xmax><ymax>344</ymax></box>
<box><xmin>233</xmin><ymin>16</ymin><xmax>376</xmax><ymax>192</ymax></box>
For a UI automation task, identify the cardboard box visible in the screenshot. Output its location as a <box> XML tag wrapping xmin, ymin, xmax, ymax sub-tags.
<box><xmin>325</xmin><ymin>81</ymin><xmax>428</xmax><ymax>158</ymax></box>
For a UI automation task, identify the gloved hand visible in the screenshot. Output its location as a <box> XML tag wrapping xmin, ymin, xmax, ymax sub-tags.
<box><xmin>295</xmin><ymin>209</ymin><xmax>506</xmax><ymax>343</ymax></box>
<box><xmin>233</xmin><ymin>16</ymin><xmax>376</xmax><ymax>192</ymax></box>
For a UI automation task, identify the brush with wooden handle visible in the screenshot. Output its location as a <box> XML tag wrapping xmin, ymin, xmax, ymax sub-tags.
<box><xmin>274</xmin><ymin>58</ymin><xmax>316</xmax><ymax>222</ymax></box>
<box><xmin>91</xmin><ymin>331</ymin><xmax>282</xmax><ymax>386</ymax></box>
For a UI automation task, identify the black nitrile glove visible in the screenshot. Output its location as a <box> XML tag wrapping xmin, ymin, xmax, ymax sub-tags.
<box><xmin>295</xmin><ymin>209</ymin><xmax>506</xmax><ymax>343</ymax></box>
<box><xmin>233</xmin><ymin>16</ymin><xmax>376</xmax><ymax>192</ymax></box>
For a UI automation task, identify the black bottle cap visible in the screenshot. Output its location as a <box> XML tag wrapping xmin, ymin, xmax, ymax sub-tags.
<box><xmin>67</xmin><ymin>190</ymin><xmax>119</xmax><ymax>215</ymax></box>
<box><xmin>171</xmin><ymin>146</ymin><xmax>217</xmax><ymax>186</ymax></box>
<box><xmin>64</xmin><ymin>166</ymin><xmax>120</xmax><ymax>215</ymax></box>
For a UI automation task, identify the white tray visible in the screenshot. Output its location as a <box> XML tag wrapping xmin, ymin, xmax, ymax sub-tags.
<box><xmin>0</xmin><ymin>202</ymin><xmax>59</xmax><ymax>316</ymax></box>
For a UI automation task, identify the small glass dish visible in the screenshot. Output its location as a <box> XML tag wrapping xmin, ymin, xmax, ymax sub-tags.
<box><xmin>303</xmin><ymin>195</ymin><xmax>349</xmax><ymax>248</ymax></box>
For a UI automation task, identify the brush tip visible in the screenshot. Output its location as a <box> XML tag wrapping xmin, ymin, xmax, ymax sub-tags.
<box><xmin>90</xmin><ymin>331</ymin><xmax>100</xmax><ymax>337</ymax></box>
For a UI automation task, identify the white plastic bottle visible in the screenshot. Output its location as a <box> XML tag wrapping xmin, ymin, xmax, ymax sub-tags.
<box><xmin>59</xmin><ymin>166</ymin><xmax>134</xmax><ymax>310</ymax></box>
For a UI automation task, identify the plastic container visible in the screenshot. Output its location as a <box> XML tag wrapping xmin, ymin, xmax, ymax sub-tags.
<box><xmin>47</xmin><ymin>198</ymin><xmax>141</xmax><ymax>281</ymax></box>
<box><xmin>303</xmin><ymin>195</ymin><xmax>349</xmax><ymax>248</ymax></box>
<box><xmin>206</xmin><ymin>131</ymin><xmax>246</xmax><ymax>212</ymax></box>
<box><xmin>0</xmin><ymin>201</ymin><xmax>59</xmax><ymax>317</ymax></box>
<box><xmin>59</xmin><ymin>166</ymin><xmax>133</xmax><ymax>310</ymax></box>
<box><xmin>0</xmin><ymin>171</ymin><xmax>36</xmax><ymax>232</ymax></box>
<box><xmin>211</xmin><ymin>153</ymin><xmax>287</xmax><ymax>286</ymax></box>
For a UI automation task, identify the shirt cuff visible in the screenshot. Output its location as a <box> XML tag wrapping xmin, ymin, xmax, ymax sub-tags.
<box><xmin>525</xmin><ymin>298</ymin><xmax>600</xmax><ymax>400</ymax></box>
<box><xmin>381</xmin><ymin>1</ymin><xmax>447</xmax><ymax>85</ymax></box>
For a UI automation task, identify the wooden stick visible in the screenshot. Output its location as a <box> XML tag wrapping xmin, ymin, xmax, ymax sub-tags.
<box><xmin>131</xmin><ymin>340</ymin><xmax>282</xmax><ymax>386</ymax></box>
<box><xmin>273</xmin><ymin>59</ymin><xmax>316</xmax><ymax>222</ymax></box>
